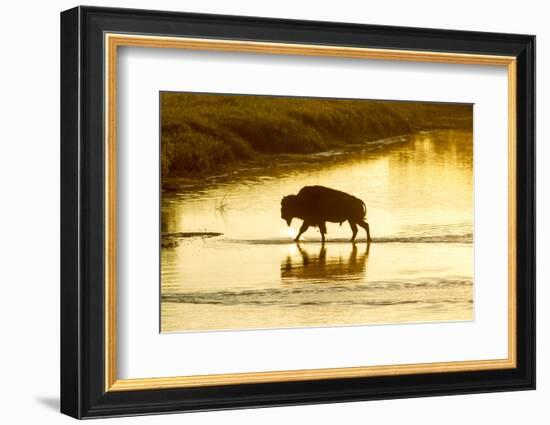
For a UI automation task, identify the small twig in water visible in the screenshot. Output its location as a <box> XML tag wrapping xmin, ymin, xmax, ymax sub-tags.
<box><xmin>214</xmin><ymin>194</ymin><xmax>229</xmax><ymax>217</ymax></box>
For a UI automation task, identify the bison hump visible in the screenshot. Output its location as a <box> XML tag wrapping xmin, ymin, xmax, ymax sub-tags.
<box><xmin>298</xmin><ymin>185</ymin><xmax>354</xmax><ymax>200</ymax></box>
<box><xmin>296</xmin><ymin>186</ymin><xmax>365</xmax><ymax>222</ymax></box>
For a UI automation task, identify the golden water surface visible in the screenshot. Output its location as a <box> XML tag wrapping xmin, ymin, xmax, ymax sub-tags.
<box><xmin>161</xmin><ymin>130</ymin><xmax>473</xmax><ymax>332</ymax></box>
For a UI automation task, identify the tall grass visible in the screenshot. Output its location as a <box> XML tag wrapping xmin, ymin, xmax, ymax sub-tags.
<box><xmin>161</xmin><ymin>92</ymin><xmax>472</xmax><ymax>178</ymax></box>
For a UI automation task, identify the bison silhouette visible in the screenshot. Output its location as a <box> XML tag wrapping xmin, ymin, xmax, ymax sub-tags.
<box><xmin>281</xmin><ymin>185</ymin><xmax>372</xmax><ymax>243</ymax></box>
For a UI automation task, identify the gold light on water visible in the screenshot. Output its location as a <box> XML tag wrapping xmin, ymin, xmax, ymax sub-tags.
<box><xmin>285</xmin><ymin>226</ymin><xmax>297</xmax><ymax>239</ymax></box>
<box><xmin>286</xmin><ymin>243</ymin><xmax>299</xmax><ymax>256</ymax></box>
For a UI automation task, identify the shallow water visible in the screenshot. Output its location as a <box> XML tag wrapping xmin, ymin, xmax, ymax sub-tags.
<box><xmin>161</xmin><ymin>130</ymin><xmax>473</xmax><ymax>332</ymax></box>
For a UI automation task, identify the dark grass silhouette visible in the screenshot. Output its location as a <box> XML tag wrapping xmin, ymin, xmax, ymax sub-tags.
<box><xmin>161</xmin><ymin>92</ymin><xmax>472</xmax><ymax>180</ymax></box>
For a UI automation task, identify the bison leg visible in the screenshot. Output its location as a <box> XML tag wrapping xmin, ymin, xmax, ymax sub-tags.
<box><xmin>294</xmin><ymin>221</ymin><xmax>310</xmax><ymax>242</ymax></box>
<box><xmin>358</xmin><ymin>220</ymin><xmax>372</xmax><ymax>243</ymax></box>
<box><xmin>349</xmin><ymin>221</ymin><xmax>358</xmax><ymax>242</ymax></box>
<box><xmin>318</xmin><ymin>222</ymin><xmax>327</xmax><ymax>243</ymax></box>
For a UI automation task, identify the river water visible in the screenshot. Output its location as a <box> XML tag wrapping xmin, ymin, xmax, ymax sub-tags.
<box><xmin>161</xmin><ymin>130</ymin><xmax>473</xmax><ymax>332</ymax></box>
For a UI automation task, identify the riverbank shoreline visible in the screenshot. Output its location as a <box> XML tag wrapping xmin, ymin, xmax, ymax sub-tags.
<box><xmin>161</xmin><ymin>92</ymin><xmax>472</xmax><ymax>181</ymax></box>
<box><xmin>162</xmin><ymin>130</ymin><xmax>440</xmax><ymax>191</ymax></box>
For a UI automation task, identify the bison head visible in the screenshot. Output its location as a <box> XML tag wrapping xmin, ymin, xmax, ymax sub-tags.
<box><xmin>281</xmin><ymin>195</ymin><xmax>298</xmax><ymax>226</ymax></box>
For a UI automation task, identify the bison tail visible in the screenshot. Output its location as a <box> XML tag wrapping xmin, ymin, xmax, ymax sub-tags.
<box><xmin>361</xmin><ymin>201</ymin><xmax>367</xmax><ymax>218</ymax></box>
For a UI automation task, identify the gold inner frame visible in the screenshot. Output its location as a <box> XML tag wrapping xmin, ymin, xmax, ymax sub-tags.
<box><xmin>104</xmin><ymin>33</ymin><xmax>517</xmax><ymax>392</ymax></box>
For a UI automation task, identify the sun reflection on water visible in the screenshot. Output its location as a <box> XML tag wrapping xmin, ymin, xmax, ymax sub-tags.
<box><xmin>285</xmin><ymin>226</ymin><xmax>297</xmax><ymax>240</ymax></box>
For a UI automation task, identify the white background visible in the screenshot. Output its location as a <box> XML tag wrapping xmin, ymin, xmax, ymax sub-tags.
<box><xmin>0</xmin><ymin>1</ymin><xmax>545</xmax><ymax>424</ymax></box>
<box><xmin>118</xmin><ymin>47</ymin><xmax>509</xmax><ymax>378</ymax></box>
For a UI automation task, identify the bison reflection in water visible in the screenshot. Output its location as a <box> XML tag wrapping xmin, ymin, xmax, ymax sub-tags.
<box><xmin>281</xmin><ymin>185</ymin><xmax>372</xmax><ymax>242</ymax></box>
<box><xmin>281</xmin><ymin>243</ymin><xmax>370</xmax><ymax>283</ymax></box>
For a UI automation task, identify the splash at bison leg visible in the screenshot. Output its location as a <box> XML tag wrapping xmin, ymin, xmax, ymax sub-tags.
<box><xmin>319</xmin><ymin>221</ymin><xmax>327</xmax><ymax>243</ymax></box>
<box><xmin>294</xmin><ymin>221</ymin><xmax>310</xmax><ymax>242</ymax></box>
<box><xmin>349</xmin><ymin>221</ymin><xmax>359</xmax><ymax>242</ymax></box>
<box><xmin>358</xmin><ymin>220</ymin><xmax>373</xmax><ymax>243</ymax></box>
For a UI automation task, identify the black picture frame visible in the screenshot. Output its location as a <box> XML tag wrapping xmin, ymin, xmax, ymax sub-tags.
<box><xmin>61</xmin><ymin>5</ymin><xmax>535</xmax><ymax>419</ymax></box>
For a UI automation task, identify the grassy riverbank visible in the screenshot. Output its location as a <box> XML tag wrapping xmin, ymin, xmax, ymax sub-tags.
<box><xmin>161</xmin><ymin>92</ymin><xmax>472</xmax><ymax>181</ymax></box>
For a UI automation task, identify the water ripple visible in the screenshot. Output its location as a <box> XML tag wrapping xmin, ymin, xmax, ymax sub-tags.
<box><xmin>162</xmin><ymin>278</ymin><xmax>472</xmax><ymax>307</ymax></box>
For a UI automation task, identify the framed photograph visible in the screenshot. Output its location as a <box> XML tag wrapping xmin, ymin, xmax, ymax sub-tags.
<box><xmin>60</xmin><ymin>6</ymin><xmax>535</xmax><ymax>419</ymax></box>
